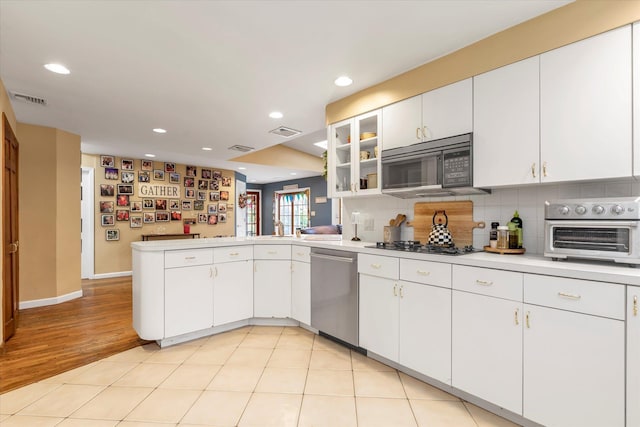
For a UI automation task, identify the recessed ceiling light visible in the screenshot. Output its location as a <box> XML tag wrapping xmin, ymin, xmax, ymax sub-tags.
<box><xmin>314</xmin><ymin>140</ymin><xmax>328</xmax><ymax>150</ymax></box>
<box><xmin>44</xmin><ymin>63</ymin><xmax>70</xmax><ymax>75</ymax></box>
<box><xmin>144</xmin><ymin>153</ymin><xmax>156</xmax><ymax>158</ymax></box>
<box><xmin>202</xmin><ymin>147</ymin><xmax>212</xmax><ymax>151</ymax></box>
<box><xmin>290</xmin><ymin>172</ymin><xmax>297</xmax><ymax>176</ymax></box>
<box><xmin>269</xmin><ymin>111</ymin><xmax>283</xmax><ymax>119</ymax></box>
<box><xmin>250</xmin><ymin>179</ymin><xmax>257</xmax><ymax>182</ymax></box>
<box><xmin>238</xmin><ymin>167</ymin><xmax>247</xmax><ymax>170</ymax></box>
<box><xmin>334</xmin><ymin>76</ymin><xmax>353</xmax><ymax>87</ymax></box>
<box><xmin>152</xmin><ymin>128</ymin><xmax>167</xmax><ymax>134</ymax></box>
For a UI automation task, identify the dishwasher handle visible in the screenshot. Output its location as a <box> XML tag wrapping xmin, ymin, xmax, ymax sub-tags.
<box><xmin>310</xmin><ymin>252</ymin><xmax>355</xmax><ymax>264</ymax></box>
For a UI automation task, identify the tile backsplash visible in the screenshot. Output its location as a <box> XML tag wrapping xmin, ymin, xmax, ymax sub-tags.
<box><xmin>341</xmin><ymin>179</ymin><xmax>640</xmax><ymax>254</ymax></box>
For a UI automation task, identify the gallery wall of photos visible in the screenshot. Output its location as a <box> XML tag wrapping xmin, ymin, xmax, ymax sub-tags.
<box><xmin>96</xmin><ymin>155</ymin><xmax>237</xmax><ymax>242</ymax></box>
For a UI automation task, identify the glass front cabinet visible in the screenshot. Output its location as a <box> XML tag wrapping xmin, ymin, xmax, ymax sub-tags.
<box><xmin>328</xmin><ymin>109</ymin><xmax>382</xmax><ymax>198</ymax></box>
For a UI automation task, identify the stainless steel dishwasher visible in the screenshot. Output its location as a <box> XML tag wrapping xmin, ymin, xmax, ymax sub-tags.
<box><xmin>310</xmin><ymin>248</ymin><xmax>359</xmax><ymax>348</ymax></box>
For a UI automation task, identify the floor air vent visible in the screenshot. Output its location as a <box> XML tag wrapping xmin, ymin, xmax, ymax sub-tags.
<box><xmin>228</xmin><ymin>144</ymin><xmax>255</xmax><ymax>153</ymax></box>
<box><xmin>10</xmin><ymin>91</ymin><xmax>47</xmax><ymax>106</ymax></box>
<box><xmin>269</xmin><ymin>126</ymin><xmax>302</xmax><ymax>138</ymax></box>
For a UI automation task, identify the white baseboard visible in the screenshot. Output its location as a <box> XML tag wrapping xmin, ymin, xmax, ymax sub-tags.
<box><xmin>92</xmin><ymin>271</ymin><xmax>132</xmax><ymax>279</ymax></box>
<box><xmin>19</xmin><ymin>290</ymin><xmax>83</xmax><ymax>309</ymax></box>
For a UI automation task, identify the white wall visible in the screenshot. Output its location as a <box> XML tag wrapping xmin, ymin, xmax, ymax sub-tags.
<box><xmin>341</xmin><ymin>179</ymin><xmax>640</xmax><ymax>254</ymax></box>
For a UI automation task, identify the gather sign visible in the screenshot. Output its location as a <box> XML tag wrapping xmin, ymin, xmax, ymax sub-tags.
<box><xmin>138</xmin><ymin>183</ymin><xmax>181</xmax><ymax>198</ymax></box>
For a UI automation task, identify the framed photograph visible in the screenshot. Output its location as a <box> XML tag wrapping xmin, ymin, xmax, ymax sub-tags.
<box><xmin>184</xmin><ymin>217</ymin><xmax>196</xmax><ymax>225</ymax></box>
<box><xmin>155</xmin><ymin>199</ymin><xmax>167</xmax><ymax>210</ymax></box>
<box><xmin>106</xmin><ymin>229</ymin><xmax>120</xmax><ymax>241</ymax></box>
<box><xmin>116</xmin><ymin>210</ymin><xmax>130</xmax><ymax>221</ymax></box>
<box><xmin>130</xmin><ymin>201</ymin><xmax>142</xmax><ymax>212</ymax></box>
<box><xmin>105</xmin><ymin>167</ymin><xmax>119</xmax><ymax>180</ymax></box>
<box><xmin>100</xmin><ymin>184</ymin><xmax>115</xmax><ymax>197</ymax></box>
<box><xmin>143</xmin><ymin>199</ymin><xmax>154</xmax><ymax>209</ymax></box>
<box><xmin>218</xmin><ymin>202</ymin><xmax>227</xmax><ymax>213</ymax></box>
<box><xmin>186</xmin><ymin>165</ymin><xmax>197</xmax><ymax>177</ymax></box>
<box><xmin>170</xmin><ymin>211</ymin><xmax>182</xmax><ymax>221</ymax></box>
<box><xmin>209</xmin><ymin>180</ymin><xmax>219</xmax><ymax>191</ymax></box>
<box><xmin>182</xmin><ymin>200</ymin><xmax>192</xmax><ymax>210</ymax></box>
<box><xmin>197</xmin><ymin>191</ymin><xmax>206</xmax><ymax>201</ymax></box>
<box><xmin>138</xmin><ymin>171</ymin><xmax>150</xmax><ymax>183</ymax></box>
<box><xmin>169</xmin><ymin>199</ymin><xmax>180</xmax><ymax>210</ymax></box>
<box><xmin>184</xmin><ymin>177</ymin><xmax>194</xmax><ymax>187</ymax></box>
<box><xmin>121</xmin><ymin>159</ymin><xmax>134</xmax><ymax>170</ymax></box>
<box><xmin>185</xmin><ymin>189</ymin><xmax>195</xmax><ymax>199</ymax></box>
<box><xmin>208</xmin><ymin>204</ymin><xmax>218</xmax><ymax>214</ymax></box>
<box><xmin>164</xmin><ymin>162</ymin><xmax>176</xmax><ymax>173</ymax></box>
<box><xmin>117</xmin><ymin>184</ymin><xmax>134</xmax><ymax>195</ymax></box>
<box><xmin>221</xmin><ymin>176</ymin><xmax>232</xmax><ymax>187</ymax></box>
<box><xmin>220</xmin><ymin>191</ymin><xmax>229</xmax><ymax>201</ymax></box>
<box><xmin>193</xmin><ymin>200</ymin><xmax>204</xmax><ymax>211</ymax></box>
<box><xmin>153</xmin><ymin>170</ymin><xmax>165</xmax><ymax>181</ymax></box>
<box><xmin>100</xmin><ymin>201</ymin><xmax>114</xmax><ymax>213</ymax></box>
<box><xmin>116</xmin><ymin>195</ymin><xmax>130</xmax><ymax>207</ymax></box>
<box><xmin>208</xmin><ymin>214</ymin><xmax>218</xmax><ymax>225</ymax></box>
<box><xmin>130</xmin><ymin>216</ymin><xmax>143</xmax><ymax>228</ymax></box>
<box><xmin>198</xmin><ymin>180</ymin><xmax>208</xmax><ymax>190</ymax></box>
<box><xmin>141</xmin><ymin>159</ymin><xmax>153</xmax><ymax>171</ymax></box>
<box><xmin>198</xmin><ymin>213</ymin><xmax>208</xmax><ymax>223</ymax></box>
<box><xmin>213</xmin><ymin>170</ymin><xmax>222</xmax><ymax>179</ymax></box>
<box><xmin>169</xmin><ymin>172</ymin><xmax>180</xmax><ymax>184</ymax></box>
<box><xmin>143</xmin><ymin>212</ymin><xmax>155</xmax><ymax>223</ymax></box>
<box><xmin>101</xmin><ymin>214</ymin><xmax>114</xmax><ymax>226</ymax></box>
<box><xmin>218</xmin><ymin>213</ymin><xmax>227</xmax><ymax>223</ymax></box>
<box><xmin>155</xmin><ymin>211</ymin><xmax>170</xmax><ymax>222</ymax></box>
<box><xmin>201</xmin><ymin>169</ymin><xmax>212</xmax><ymax>179</ymax></box>
<box><xmin>100</xmin><ymin>155</ymin><xmax>115</xmax><ymax>167</ymax></box>
<box><xmin>121</xmin><ymin>171</ymin><xmax>134</xmax><ymax>183</ymax></box>
<box><xmin>209</xmin><ymin>192</ymin><xmax>220</xmax><ymax>201</ymax></box>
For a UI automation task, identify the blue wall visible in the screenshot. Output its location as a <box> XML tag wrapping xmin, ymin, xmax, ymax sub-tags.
<box><xmin>247</xmin><ymin>175</ymin><xmax>331</xmax><ymax>235</ymax></box>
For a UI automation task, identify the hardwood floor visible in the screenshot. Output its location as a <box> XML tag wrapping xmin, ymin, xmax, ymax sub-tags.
<box><xmin>0</xmin><ymin>276</ymin><xmax>150</xmax><ymax>393</ymax></box>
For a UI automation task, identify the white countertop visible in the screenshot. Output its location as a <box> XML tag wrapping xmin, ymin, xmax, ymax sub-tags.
<box><xmin>131</xmin><ymin>236</ymin><xmax>640</xmax><ymax>286</ymax></box>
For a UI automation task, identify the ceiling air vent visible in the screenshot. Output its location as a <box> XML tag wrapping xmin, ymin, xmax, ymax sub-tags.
<box><xmin>269</xmin><ymin>126</ymin><xmax>301</xmax><ymax>138</ymax></box>
<box><xmin>228</xmin><ymin>144</ymin><xmax>255</xmax><ymax>153</ymax></box>
<box><xmin>9</xmin><ymin>91</ymin><xmax>47</xmax><ymax>106</ymax></box>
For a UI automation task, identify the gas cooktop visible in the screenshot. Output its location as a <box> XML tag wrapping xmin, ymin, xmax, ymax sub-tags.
<box><xmin>365</xmin><ymin>241</ymin><xmax>477</xmax><ymax>256</ymax></box>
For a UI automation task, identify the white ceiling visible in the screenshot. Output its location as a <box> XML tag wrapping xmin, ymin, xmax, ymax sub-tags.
<box><xmin>0</xmin><ymin>0</ymin><xmax>571</xmax><ymax>183</ymax></box>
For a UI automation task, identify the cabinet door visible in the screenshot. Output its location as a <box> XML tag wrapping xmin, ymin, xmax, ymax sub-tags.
<box><xmin>399</xmin><ymin>281</ymin><xmax>451</xmax><ymax>385</ymax></box>
<box><xmin>213</xmin><ymin>259</ymin><xmax>253</xmax><ymax>326</ymax></box>
<box><xmin>359</xmin><ymin>275</ymin><xmax>399</xmax><ymax>362</ymax></box>
<box><xmin>523</xmin><ymin>304</ymin><xmax>624</xmax><ymax>427</ymax></box>
<box><xmin>452</xmin><ymin>291</ymin><xmax>522</xmax><ymax>414</ymax></box>
<box><xmin>353</xmin><ymin>110</ymin><xmax>382</xmax><ymax>194</ymax></box>
<box><xmin>474</xmin><ymin>57</ymin><xmax>540</xmax><ymax>187</ymax></box>
<box><xmin>291</xmin><ymin>260</ymin><xmax>310</xmax><ymax>325</ymax></box>
<box><xmin>628</xmin><ymin>287</ymin><xmax>640</xmax><ymax>427</ymax></box>
<box><xmin>164</xmin><ymin>265</ymin><xmax>213</xmax><ymax>337</ymax></box>
<box><xmin>328</xmin><ymin>118</ymin><xmax>354</xmax><ymax>197</ymax></box>
<box><xmin>540</xmin><ymin>25</ymin><xmax>632</xmax><ymax>182</ymax></box>
<box><xmin>382</xmin><ymin>95</ymin><xmax>422</xmax><ymax>150</ymax></box>
<box><xmin>634</xmin><ymin>22</ymin><xmax>640</xmax><ymax>177</ymax></box>
<box><xmin>421</xmin><ymin>78</ymin><xmax>472</xmax><ymax>141</ymax></box>
<box><xmin>254</xmin><ymin>260</ymin><xmax>291</xmax><ymax>318</ymax></box>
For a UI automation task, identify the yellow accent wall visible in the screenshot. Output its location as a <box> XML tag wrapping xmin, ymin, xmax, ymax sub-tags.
<box><xmin>326</xmin><ymin>0</ymin><xmax>640</xmax><ymax>124</ymax></box>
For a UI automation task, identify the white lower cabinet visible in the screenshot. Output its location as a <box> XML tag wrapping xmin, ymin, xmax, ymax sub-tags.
<box><xmin>291</xmin><ymin>260</ymin><xmax>310</xmax><ymax>325</ymax></box>
<box><xmin>359</xmin><ymin>274</ymin><xmax>399</xmax><ymax>361</ymax></box>
<box><xmin>628</xmin><ymin>286</ymin><xmax>640</xmax><ymax>427</ymax></box>
<box><xmin>213</xmin><ymin>259</ymin><xmax>253</xmax><ymax>326</ymax></box>
<box><xmin>164</xmin><ymin>264</ymin><xmax>214</xmax><ymax>337</ymax></box>
<box><xmin>254</xmin><ymin>260</ymin><xmax>292</xmax><ymax>318</ymax></box>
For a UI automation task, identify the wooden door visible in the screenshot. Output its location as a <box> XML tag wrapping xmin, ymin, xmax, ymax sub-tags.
<box><xmin>3</xmin><ymin>113</ymin><xmax>19</xmax><ymax>342</ymax></box>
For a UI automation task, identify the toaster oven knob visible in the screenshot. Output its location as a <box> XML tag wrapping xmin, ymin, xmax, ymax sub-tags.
<box><xmin>559</xmin><ymin>205</ymin><xmax>570</xmax><ymax>215</ymax></box>
<box><xmin>611</xmin><ymin>204</ymin><xmax>625</xmax><ymax>215</ymax></box>
<box><xmin>592</xmin><ymin>205</ymin><xmax>605</xmax><ymax>215</ymax></box>
<box><xmin>575</xmin><ymin>205</ymin><xmax>587</xmax><ymax>215</ymax></box>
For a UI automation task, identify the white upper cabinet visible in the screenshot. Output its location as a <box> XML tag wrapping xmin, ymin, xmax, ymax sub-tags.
<box><xmin>382</xmin><ymin>79</ymin><xmax>472</xmax><ymax>151</ymax></box>
<box><xmin>540</xmin><ymin>25</ymin><xmax>632</xmax><ymax>182</ymax></box>
<box><xmin>634</xmin><ymin>22</ymin><xmax>640</xmax><ymax>177</ymax></box>
<box><xmin>473</xmin><ymin>57</ymin><xmax>540</xmax><ymax>187</ymax></box>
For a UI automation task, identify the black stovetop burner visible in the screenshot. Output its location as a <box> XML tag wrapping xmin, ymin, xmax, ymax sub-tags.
<box><xmin>367</xmin><ymin>241</ymin><xmax>476</xmax><ymax>256</ymax></box>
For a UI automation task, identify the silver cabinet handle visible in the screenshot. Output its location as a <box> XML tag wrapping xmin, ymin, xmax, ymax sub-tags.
<box><xmin>371</xmin><ymin>263</ymin><xmax>382</xmax><ymax>269</ymax></box>
<box><xmin>531</xmin><ymin>163</ymin><xmax>536</xmax><ymax>178</ymax></box>
<box><xmin>229</xmin><ymin>252</ymin><xmax>239</xmax><ymax>256</ymax></box>
<box><xmin>296</xmin><ymin>252</ymin><xmax>305</xmax><ymax>256</ymax></box>
<box><xmin>422</xmin><ymin>126</ymin><xmax>429</xmax><ymax>140</ymax></box>
<box><xmin>475</xmin><ymin>279</ymin><xmax>493</xmax><ymax>286</ymax></box>
<box><xmin>393</xmin><ymin>284</ymin><xmax>398</xmax><ymax>296</ymax></box>
<box><xmin>526</xmin><ymin>311</ymin><xmax>531</xmax><ymax>328</ymax></box>
<box><xmin>214</xmin><ymin>267</ymin><xmax>218</xmax><ymax>277</ymax></box>
<box><xmin>184</xmin><ymin>256</ymin><xmax>196</xmax><ymax>260</ymax></box>
<box><xmin>267</xmin><ymin>250</ymin><xmax>277</xmax><ymax>255</ymax></box>
<box><xmin>399</xmin><ymin>285</ymin><xmax>404</xmax><ymax>298</ymax></box>
<box><xmin>416</xmin><ymin>270</ymin><xmax>430</xmax><ymax>276</ymax></box>
<box><xmin>558</xmin><ymin>292</ymin><xmax>581</xmax><ymax>300</ymax></box>
<box><xmin>209</xmin><ymin>267</ymin><xmax>213</xmax><ymax>278</ymax></box>
<box><xmin>416</xmin><ymin>128</ymin><xmax>421</xmax><ymax>140</ymax></box>
<box><xmin>543</xmin><ymin>161</ymin><xmax>548</xmax><ymax>177</ymax></box>
<box><xmin>515</xmin><ymin>308</ymin><xmax>519</xmax><ymax>325</ymax></box>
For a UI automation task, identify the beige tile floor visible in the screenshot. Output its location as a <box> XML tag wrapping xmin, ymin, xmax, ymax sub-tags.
<box><xmin>0</xmin><ymin>326</ymin><xmax>520</xmax><ymax>427</ymax></box>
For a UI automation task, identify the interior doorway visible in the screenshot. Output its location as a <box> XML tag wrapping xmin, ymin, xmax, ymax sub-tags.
<box><xmin>3</xmin><ymin>114</ymin><xmax>19</xmax><ymax>342</ymax></box>
<box><xmin>247</xmin><ymin>190</ymin><xmax>261</xmax><ymax>236</ymax></box>
<box><xmin>81</xmin><ymin>167</ymin><xmax>95</xmax><ymax>279</ymax></box>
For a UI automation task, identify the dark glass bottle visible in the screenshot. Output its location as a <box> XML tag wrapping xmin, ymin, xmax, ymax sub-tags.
<box><xmin>510</xmin><ymin>211</ymin><xmax>523</xmax><ymax>248</ymax></box>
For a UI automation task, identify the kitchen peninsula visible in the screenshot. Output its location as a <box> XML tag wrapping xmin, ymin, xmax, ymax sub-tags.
<box><xmin>132</xmin><ymin>236</ymin><xmax>640</xmax><ymax>427</ymax></box>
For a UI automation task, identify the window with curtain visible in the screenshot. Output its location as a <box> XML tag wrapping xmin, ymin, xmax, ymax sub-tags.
<box><xmin>274</xmin><ymin>188</ymin><xmax>310</xmax><ymax>235</ymax></box>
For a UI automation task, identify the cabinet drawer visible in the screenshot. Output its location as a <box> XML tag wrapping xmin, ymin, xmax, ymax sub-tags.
<box><xmin>165</xmin><ymin>248</ymin><xmax>213</xmax><ymax>269</ymax></box>
<box><xmin>453</xmin><ymin>265</ymin><xmax>522</xmax><ymax>301</ymax></box>
<box><xmin>291</xmin><ymin>245</ymin><xmax>310</xmax><ymax>263</ymax></box>
<box><xmin>358</xmin><ymin>254</ymin><xmax>399</xmax><ymax>280</ymax></box>
<box><xmin>214</xmin><ymin>245</ymin><xmax>253</xmax><ymax>263</ymax></box>
<box><xmin>524</xmin><ymin>274</ymin><xmax>625</xmax><ymax>320</ymax></box>
<box><xmin>254</xmin><ymin>244</ymin><xmax>291</xmax><ymax>260</ymax></box>
<box><xmin>400</xmin><ymin>259</ymin><xmax>451</xmax><ymax>288</ymax></box>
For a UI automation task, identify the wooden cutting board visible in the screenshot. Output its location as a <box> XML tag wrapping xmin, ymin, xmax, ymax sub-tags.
<box><xmin>408</xmin><ymin>201</ymin><xmax>485</xmax><ymax>247</ymax></box>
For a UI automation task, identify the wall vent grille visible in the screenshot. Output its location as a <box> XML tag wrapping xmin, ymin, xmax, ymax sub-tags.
<box><xmin>269</xmin><ymin>126</ymin><xmax>302</xmax><ymax>138</ymax></box>
<box><xmin>10</xmin><ymin>91</ymin><xmax>47</xmax><ymax>106</ymax></box>
<box><xmin>228</xmin><ymin>144</ymin><xmax>255</xmax><ymax>152</ymax></box>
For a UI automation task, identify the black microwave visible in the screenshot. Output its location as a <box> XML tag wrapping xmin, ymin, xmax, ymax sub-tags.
<box><xmin>381</xmin><ymin>133</ymin><xmax>488</xmax><ymax>198</ymax></box>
